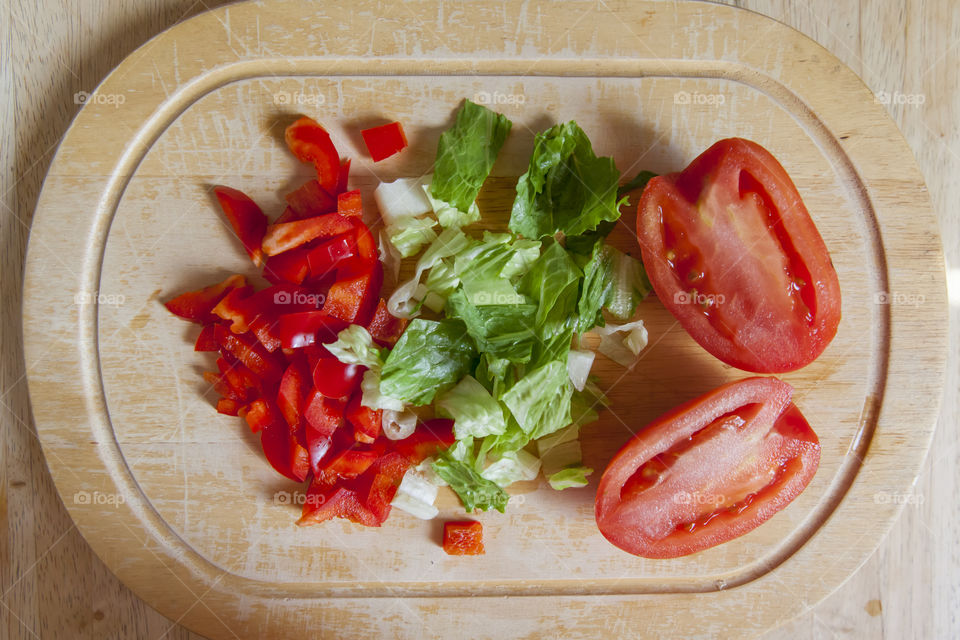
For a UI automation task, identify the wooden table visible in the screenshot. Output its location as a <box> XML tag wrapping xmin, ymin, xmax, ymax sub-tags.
<box><xmin>2</xmin><ymin>1</ymin><xmax>956</xmax><ymax>637</ymax></box>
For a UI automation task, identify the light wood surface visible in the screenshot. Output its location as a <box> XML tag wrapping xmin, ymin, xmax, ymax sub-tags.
<box><xmin>3</xmin><ymin>1</ymin><xmax>956</xmax><ymax>638</ymax></box>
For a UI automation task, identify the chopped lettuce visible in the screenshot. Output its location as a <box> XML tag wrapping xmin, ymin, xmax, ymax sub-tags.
<box><xmin>510</xmin><ymin>121</ymin><xmax>622</xmax><ymax>239</ymax></box>
<box><xmin>323</xmin><ymin>325</ymin><xmax>385</xmax><ymax>369</ymax></box>
<box><xmin>595</xmin><ymin>319</ymin><xmax>649</xmax><ymax>368</ymax></box>
<box><xmin>445</xmin><ymin>289</ymin><xmax>537</xmax><ymax>363</ymax></box>
<box><xmin>547</xmin><ymin>466</ymin><xmax>593</xmax><ymax>490</ymax></box>
<box><xmin>423</xmin><ymin>185</ymin><xmax>481</xmax><ymax>229</ymax></box>
<box><xmin>577</xmin><ymin>241</ymin><xmax>615</xmax><ymax>332</ymax></box>
<box><xmin>387</xmin><ymin>227</ymin><xmax>472</xmax><ymax>317</ymax></box>
<box><xmin>519</xmin><ymin>241</ymin><xmax>582</xmax><ymax>336</ymax></box>
<box><xmin>386</xmin><ymin>216</ymin><xmax>438</xmax><ymax>258</ymax></box>
<box><xmin>606</xmin><ymin>248</ymin><xmax>652</xmax><ymax>321</ymax></box>
<box><xmin>501</xmin><ymin>360</ymin><xmax>573</xmax><ymax>440</ymax></box>
<box><xmin>480</xmin><ymin>449</ymin><xmax>541</xmax><ymax>487</ymax></box>
<box><xmin>430</xmin><ymin>99</ymin><xmax>512</xmax><ymax>213</ymax></box>
<box><xmin>380</xmin><ymin>319</ymin><xmax>478</xmax><ymax>405</ymax></box>
<box><xmin>435</xmin><ymin>375</ymin><xmax>507</xmax><ymax>439</ymax></box>
<box><xmin>432</xmin><ymin>453</ymin><xmax>510</xmax><ymax>513</ymax></box>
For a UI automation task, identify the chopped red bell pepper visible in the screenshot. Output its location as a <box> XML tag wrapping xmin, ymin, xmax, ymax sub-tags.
<box><xmin>260</xmin><ymin>418</ymin><xmax>308</xmax><ymax>482</ymax></box>
<box><xmin>263</xmin><ymin>246</ymin><xmax>312</xmax><ymax>285</ymax></box>
<box><xmin>351</xmin><ymin>219</ymin><xmax>379</xmax><ymax>264</ymax></box>
<box><xmin>285</xmin><ymin>117</ymin><xmax>341</xmax><ymax>194</ymax></box>
<box><xmin>275</xmin><ymin>311</ymin><xmax>347</xmax><ymax>349</ymax></box>
<box><xmin>306</xmin><ymin>234</ymin><xmax>357</xmax><ymax>280</ymax></box>
<box><xmin>321</xmin><ymin>261</ymin><xmax>383</xmax><ymax>326</ymax></box>
<box><xmin>194</xmin><ymin>325</ymin><xmax>218</xmax><ymax>351</ymax></box>
<box><xmin>262</xmin><ymin>213</ymin><xmax>355</xmax><ymax>256</ymax></box>
<box><xmin>337</xmin><ymin>189</ymin><xmax>363</xmax><ymax>218</ymax></box>
<box><xmin>244</xmin><ymin>397</ymin><xmax>283</xmax><ymax>433</ymax></box>
<box><xmin>297</xmin><ymin>484</ymin><xmax>378</xmax><ymax>527</ymax></box>
<box><xmin>361</xmin><ymin>122</ymin><xmax>408</xmax><ymax>162</ymax></box>
<box><xmin>312</xmin><ymin>356</ymin><xmax>364</xmax><ymax>399</ymax></box>
<box><xmin>214</xmin><ymin>324</ymin><xmax>284</xmax><ymax>380</ymax></box>
<box><xmin>304</xmin><ymin>423</ymin><xmax>334</xmax><ymax>477</ymax></box>
<box><xmin>285</xmin><ymin>179</ymin><xmax>337</xmax><ymax>219</ymax></box>
<box><xmin>275</xmin><ymin>206</ymin><xmax>299</xmax><ymax>225</ymax></box>
<box><xmin>304</xmin><ymin>389</ymin><xmax>345</xmax><ymax>439</ymax></box>
<box><xmin>315</xmin><ymin>448</ymin><xmax>379</xmax><ymax>484</ymax></box>
<box><xmin>215</xmin><ymin>357</ymin><xmax>260</xmax><ymax>402</ymax></box>
<box><xmin>336</xmin><ymin>158</ymin><xmax>351</xmax><ymax>194</ymax></box>
<box><xmin>213</xmin><ymin>186</ymin><xmax>268</xmax><ymax>267</ymax></box>
<box><xmin>211</xmin><ymin>286</ymin><xmax>256</xmax><ymax>333</ymax></box>
<box><xmin>442</xmin><ymin>521</ymin><xmax>485</xmax><ymax>555</ymax></box>
<box><xmin>393</xmin><ymin>419</ymin><xmax>456</xmax><ymax>464</ymax></box>
<box><xmin>216</xmin><ymin>397</ymin><xmax>242</xmax><ymax>416</ymax></box>
<box><xmin>278</xmin><ymin>358</ymin><xmax>310</xmax><ymax>428</ymax></box>
<box><xmin>164</xmin><ymin>274</ymin><xmax>247</xmax><ymax>324</ymax></box>
<box><xmin>352</xmin><ymin>452</ymin><xmax>411</xmax><ymax>523</ymax></box>
<box><xmin>346</xmin><ymin>393</ymin><xmax>382</xmax><ymax>444</ymax></box>
<box><xmin>366</xmin><ymin>299</ymin><xmax>408</xmax><ymax>347</ymax></box>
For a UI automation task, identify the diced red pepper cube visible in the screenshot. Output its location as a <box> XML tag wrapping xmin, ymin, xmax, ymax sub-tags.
<box><xmin>211</xmin><ymin>286</ymin><xmax>256</xmax><ymax>333</ymax></box>
<box><xmin>366</xmin><ymin>299</ymin><xmax>408</xmax><ymax>347</ymax></box>
<box><xmin>306</xmin><ymin>234</ymin><xmax>357</xmax><ymax>280</ymax></box>
<box><xmin>304</xmin><ymin>389</ymin><xmax>345</xmax><ymax>439</ymax></box>
<box><xmin>213</xmin><ymin>186</ymin><xmax>268</xmax><ymax>267</ymax></box>
<box><xmin>361</xmin><ymin>122</ymin><xmax>408</xmax><ymax>162</ymax></box>
<box><xmin>285</xmin><ymin>179</ymin><xmax>337</xmax><ymax>219</ymax></box>
<box><xmin>164</xmin><ymin>274</ymin><xmax>246</xmax><ymax>324</ymax></box>
<box><xmin>321</xmin><ymin>261</ymin><xmax>383</xmax><ymax>326</ymax></box>
<box><xmin>352</xmin><ymin>452</ymin><xmax>411</xmax><ymax>523</ymax></box>
<box><xmin>216</xmin><ymin>398</ymin><xmax>242</xmax><ymax>416</ymax></box>
<box><xmin>278</xmin><ymin>358</ymin><xmax>310</xmax><ymax>428</ymax></box>
<box><xmin>337</xmin><ymin>189</ymin><xmax>363</xmax><ymax>218</ymax></box>
<box><xmin>244</xmin><ymin>398</ymin><xmax>282</xmax><ymax>433</ymax></box>
<box><xmin>215</xmin><ymin>324</ymin><xmax>284</xmax><ymax>380</ymax></box>
<box><xmin>346</xmin><ymin>393</ymin><xmax>381</xmax><ymax>443</ymax></box>
<box><xmin>312</xmin><ymin>356</ymin><xmax>364</xmax><ymax>399</ymax></box>
<box><xmin>443</xmin><ymin>521</ymin><xmax>484</xmax><ymax>555</ymax></box>
<box><xmin>260</xmin><ymin>417</ymin><xmax>308</xmax><ymax>482</ymax></box>
<box><xmin>316</xmin><ymin>449</ymin><xmax>379</xmax><ymax>484</ymax></box>
<box><xmin>285</xmin><ymin>117</ymin><xmax>341</xmax><ymax>194</ymax></box>
<box><xmin>262</xmin><ymin>213</ymin><xmax>355</xmax><ymax>256</ymax></box>
<box><xmin>297</xmin><ymin>484</ymin><xmax>378</xmax><ymax>527</ymax></box>
<box><xmin>263</xmin><ymin>246</ymin><xmax>312</xmax><ymax>285</ymax></box>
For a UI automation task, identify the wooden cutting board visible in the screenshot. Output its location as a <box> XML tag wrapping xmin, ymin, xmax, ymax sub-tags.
<box><xmin>22</xmin><ymin>1</ymin><xmax>947</xmax><ymax>637</ymax></box>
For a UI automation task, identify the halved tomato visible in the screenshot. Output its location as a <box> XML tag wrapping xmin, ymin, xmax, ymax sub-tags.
<box><xmin>636</xmin><ymin>138</ymin><xmax>841</xmax><ymax>373</ymax></box>
<box><xmin>595</xmin><ymin>377</ymin><xmax>820</xmax><ymax>558</ymax></box>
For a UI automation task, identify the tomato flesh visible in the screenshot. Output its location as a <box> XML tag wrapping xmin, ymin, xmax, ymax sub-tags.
<box><xmin>637</xmin><ymin>138</ymin><xmax>841</xmax><ymax>372</ymax></box>
<box><xmin>595</xmin><ymin>377</ymin><xmax>820</xmax><ymax>558</ymax></box>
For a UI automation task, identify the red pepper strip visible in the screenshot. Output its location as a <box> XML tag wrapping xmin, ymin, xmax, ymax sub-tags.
<box><xmin>249</xmin><ymin>317</ymin><xmax>282</xmax><ymax>352</ymax></box>
<box><xmin>275</xmin><ymin>206</ymin><xmax>299</xmax><ymax>225</ymax></box>
<box><xmin>244</xmin><ymin>397</ymin><xmax>283</xmax><ymax>433</ymax></box>
<box><xmin>346</xmin><ymin>393</ymin><xmax>381</xmax><ymax>443</ymax></box>
<box><xmin>312</xmin><ymin>356</ymin><xmax>364</xmax><ymax>399</ymax></box>
<box><xmin>278</xmin><ymin>357</ymin><xmax>310</xmax><ymax>428</ymax></box>
<box><xmin>263</xmin><ymin>246</ymin><xmax>312</xmax><ymax>285</ymax></box>
<box><xmin>304</xmin><ymin>424</ymin><xmax>334</xmax><ymax>476</ymax></box>
<box><xmin>443</xmin><ymin>521</ymin><xmax>485</xmax><ymax>555</ymax></box>
<box><xmin>164</xmin><ymin>274</ymin><xmax>247</xmax><ymax>323</ymax></box>
<box><xmin>321</xmin><ymin>261</ymin><xmax>383</xmax><ymax>326</ymax></box>
<box><xmin>361</xmin><ymin>122</ymin><xmax>408</xmax><ymax>162</ymax></box>
<box><xmin>275</xmin><ymin>311</ymin><xmax>346</xmax><ymax>349</ymax></box>
<box><xmin>304</xmin><ymin>389</ymin><xmax>345</xmax><ymax>439</ymax></box>
<box><xmin>337</xmin><ymin>189</ymin><xmax>363</xmax><ymax>218</ymax></box>
<box><xmin>366</xmin><ymin>299</ymin><xmax>408</xmax><ymax>348</ymax></box>
<box><xmin>353</xmin><ymin>452</ymin><xmax>411</xmax><ymax>524</ymax></box>
<box><xmin>203</xmin><ymin>370</ymin><xmax>237</xmax><ymax>401</ymax></box>
<box><xmin>215</xmin><ymin>357</ymin><xmax>259</xmax><ymax>402</ymax></box>
<box><xmin>297</xmin><ymin>484</ymin><xmax>379</xmax><ymax>527</ymax></box>
<box><xmin>351</xmin><ymin>219</ymin><xmax>379</xmax><ymax>263</ymax></box>
<box><xmin>214</xmin><ymin>324</ymin><xmax>284</xmax><ymax>380</ymax></box>
<box><xmin>262</xmin><ymin>213</ymin><xmax>355</xmax><ymax>256</ymax></box>
<box><xmin>260</xmin><ymin>418</ymin><xmax>308</xmax><ymax>482</ymax></box>
<box><xmin>216</xmin><ymin>398</ymin><xmax>242</xmax><ymax>416</ymax></box>
<box><xmin>285</xmin><ymin>179</ymin><xmax>337</xmax><ymax>219</ymax></box>
<box><xmin>336</xmin><ymin>158</ymin><xmax>351</xmax><ymax>194</ymax></box>
<box><xmin>285</xmin><ymin>116</ymin><xmax>341</xmax><ymax>194</ymax></box>
<box><xmin>213</xmin><ymin>186</ymin><xmax>268</xmax><ymax>267</ymax></box>
<box><xmin>194</xmin><ymin>325</ymin><xmax>218</xmax><ymax>351</ymax></box>
<box><xmin>393</xmin><ymin>419</ymin><xmax>456</xmax><ymax>464</ymax></box>
<box><xmin>315</xmin><ymin>449</ymin><xmax>379</xmax><ymax>484</ymax></box>
<box><xmin>306</xmin><ymin>234</ymin><xmax>357</xmax><ymax>280</ymax></box>
<box><xmin>211</xmin><ymin>286</ymin><xmax>255</xmax><ymax>333</ymax></box>
<box><xmin>257</xmin><ymin>283</ymin><xmax>328</xmax><ymax>313</ymax></box>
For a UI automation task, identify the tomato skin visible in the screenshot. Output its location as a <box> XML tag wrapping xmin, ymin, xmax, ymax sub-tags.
<box><xmin>637</xmin><ymin>138</ymin><xmax>841</xmax><ymax>373</ymax></box>
<box><xmin>595</xmin><ymin>377</ymin><xmax>820</xmax><ymax>559</ymax></box>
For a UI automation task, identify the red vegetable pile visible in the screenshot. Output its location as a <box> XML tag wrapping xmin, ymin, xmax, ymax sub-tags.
<box><xmin>165</xmin><ymin>116</ymin><xmax>448</xmax><ymax>527</ymax></box>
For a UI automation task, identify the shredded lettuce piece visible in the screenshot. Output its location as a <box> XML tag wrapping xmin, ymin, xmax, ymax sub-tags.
<box><xmin>577</xmin><ymin>241</ymin><xmax>615</xmax><ymax>332</ymax></box>
<box><xmin>387</xmin><ymin>227</ymin><xmax>472</xmax><ymax>318</ymax></box>
<box><xmin>547</xmin><ymin>466</ymin><xmax>593</xmax><ymax>490</ymax></box>
<box><xmin>423</xmin><ymin>185</ymin><xmax>480</xmax><ymax>229</ymax></box>
<box><xmin>386</xmin><ymin>216</ymin><xmax>438</xmax><ymax>258</ymax></box>
<box><xmin>566</xmin><ymin>349</ymin><xmax>595</xmax><ymax>392</ymax></box>
<box><xmin>374</xmin><ymin>178</ymin><xmax>433</xmax><ymax>227</ymax></box>
<box><xmin>595</xmin><ymin>319</ymin><xmax>649</xmax><ymax>368</ymax></box>
<box><xmin>509</xmin><ymin>121</ymin><xmax>623</xmax><ymax>239</ymax></box>
<box><xmin>380</xmin><ymin>319</ymin><xmax>478</xmax><ymax>405</ymax></box>
<box><xmin>606</xmin><ymin>248</ymin><xmax>652</xmax><ymax>321</ymax></box>
<box><xmin>501</xmin><ymin>360</ymin><xmax>573</xmax><ymax>440</ymax></box>
<box><xmin>480</xmin><ymin>449</ymin><xmax>541</xmax><ymax>487</ymax></box>
<box><xmin>435</xmin><ymin>375</ymin><xmax>507</xmax><ymax>439</ymax></box>
<box><xmin>519</xmin><ymin>241</ymin><xmax>583</xmax><ymax>337</ymax></box>
<box><xmin>445</xmin><ymin>289</ymin><xmax>537</xmax><ymax>363</ymax></box>
<box><xmin>432</xmin><ymin>453</ymin><xmax>510</xmax><ymax>513</ymax></box>
<box><xmin>391</xmin><ymin>467</ymin><xmax>440</xmax><ymax>519</ymax></box>
<box><xmin>430</xmin><ymin>99</ymin><xmax>512</xmax><ymax>213</ymax></box>
<box><xmin>360</xmin><ymin>368</ymin><xmax>404</xmax><ymax>411</ymax></box>
<box><xmin>323</xmin><ymin>325</ymin><xmax>384</xmax><ymax>369</ymax></box>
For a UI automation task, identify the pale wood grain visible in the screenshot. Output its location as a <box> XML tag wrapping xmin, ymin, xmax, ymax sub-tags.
<box><xmin>3</xmin><ymin>1</ymin><xmax>957</xmax><ymax>639</ymax></box>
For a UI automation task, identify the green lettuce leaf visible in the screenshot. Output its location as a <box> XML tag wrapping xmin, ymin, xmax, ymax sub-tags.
<box><xmin>432</xmin><ymin>453</ymin><xmax>510</xmax><ymax>513</ymax></box>
<box><xmin>380</xmin><ymin>319</ymin><xmax>478</xmax><ymax>405</ymax></box>
<box><xmin>435</xmin><ymin>375</ymin><xmax>507</xmax><ymax>439</ymax></box>
<box><xmin>323</xmin><ymin>325</ymin><xmax>386</xmax><ymax>369</ymax></box>
<box><xmin>501</xmin><ymin>360</ymin><xmax>573</xmax><ymax>440</ymax></box>
<box><xmin>445</xmin><ymin>289</ymin><xmax>537</xmax><ymax>363</ymax></box>
<box><xmin>430</xmin><ymin>100</ymin><xmax>513</xmax><ymax>213</ymax></box>
<box><xmin>509</xmin><ymin>121</ymin><xmax>622</xmax><ymax>239</ymax></box>
<box><xmin>547</xmin><ymin>466</ymin><xmax>593</xmax><ymax>490</ymax></box>
<box><xmin>519</xmin><ymin>241</ymin><xmax>582</xmax><ymax>337</ymax></box>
